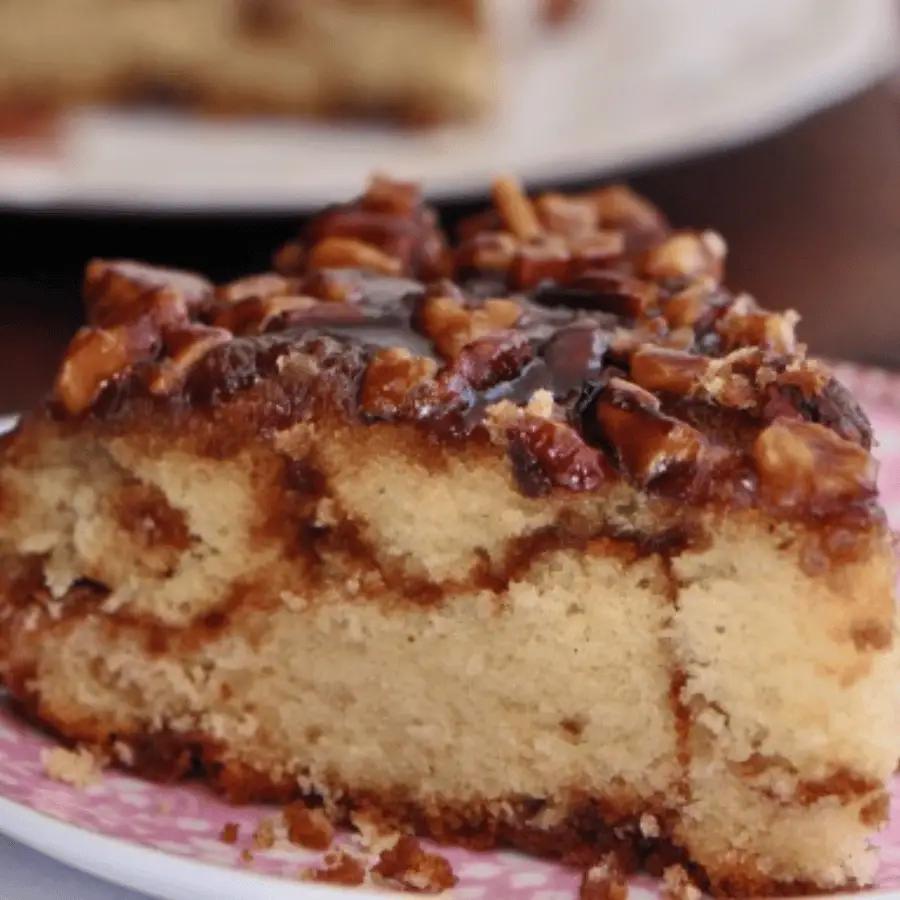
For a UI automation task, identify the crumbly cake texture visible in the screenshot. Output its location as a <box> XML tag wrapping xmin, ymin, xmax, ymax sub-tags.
<box><xmin>0</xmin><ymin>175</ymin><xmax>897</xmax><ymax>897</ymax></box>
<box><xmin>0</xmin><ymin>0</ymin><xmax>490</xmax><ymax>125</ymax></box>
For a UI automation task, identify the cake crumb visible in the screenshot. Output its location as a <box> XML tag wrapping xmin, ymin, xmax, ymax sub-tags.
<box><xmin>580</xmin><ymin>854</ymin><xmax>629</xmax><ymax>900</ymax></box>
<box><xmin>301</xmin><ymin>849</ymin><xmax>366</xmax><ymax>887</ymax></box>
<box><xmin>220</xmin><ymin>822</ymin><xmax>240</xmax><ymax>845</ymax></box>
<box><xmin>283</xmin><ymin>802</ymin><xmax>334</xmax><ymax>851</ymax></box>
<box><xmin>639</xmin><ymin>813</ymin><xmax>660</xmax><ymax>839</ymax></box>
<box><xmin>240</xmin><ymin>848</ymin><xmax>254</xmax><ymax>865</ymax></box>
<box><xmin>662</xmin><ymin>865</ymin><xmax>701</xmax><ymax>900</ymax></box>
<box><xmin>253</xmin><ymin>817</ymin><xmax>277</xmax><ymax>850</ymax></box>
<box><xmin>157</xmin><ymin>800</ymin><xmax>173</xmax><ymax>815</ymax></box>
<box><xmin>41</xmin><ymin>746</ymin><xmax>101</xmax><ymax>788</ymax></box>
<box><xmin>371</xmin><ymin>835</ymin><xmax>457</xmax><ymax>894</ymax></box>
<box><xmin>351</xmin><ymin>808</ymin><xmax>402</xmax><ymax>854</ymax></box>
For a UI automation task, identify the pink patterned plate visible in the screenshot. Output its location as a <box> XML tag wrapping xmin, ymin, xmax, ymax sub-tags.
<box><xmin>0</xmin><ymin>364</ymin><xmax>897</xmax><ymax>900</ymax></box>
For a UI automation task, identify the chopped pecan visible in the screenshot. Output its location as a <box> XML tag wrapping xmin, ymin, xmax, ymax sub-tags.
<box><xmin>662</xmin><ymin>277</ymin><xmax>719</xmax><ymax>328</ymax></box>
<box><xmin>593</xmin><ymin>378</ymin><xmax>706</xmax><ymax>487</ymax></box>
<box><xmin>630</xmin><ymin>346</ymin><xmax>710</xmax><ymax>395</ymax></box>
<box><xmin>148</xmin><ymin>326</ymin><xmax>232</xmax><ymax>395</ymax></box>
<box><xmin>716</xmin><ymin>295</ymin><xmax>799</xmax><ymax>354</ymax></box>
<box><xmin>535</xmin><ymin>192</ymin><xmax>599</xmax><ymax>236</ymax></box>
<box><xmin>308</xmin><ymin>237</ymin><xmax>403</xmax><ymax>276</ymax></box>
<box><xmin>54</xmin><ymin>323</ymin><xmax>159</xmax><ymax>415</ymax></box>
<box><xmin>361</xmin><ymin>174</ymin><xmax>423</xmax><ymax>215</ymax></box>
<box><xmin>588</xmin><ymin>185</ymin><xmax>669</xmax><ymax>243</ymax></box>
<box><xmin>753</xmin><ymin>418</ymin><xmax>877</xmax><ymax>513</ymax></box>
<box><xmin>510</xmin><ymin>237</ymin><xmax>570</xmax><ymax>289</ymax></box>
<box><xmin>418</xmin><ymin>294</ymin><xmax>522</xmax><ymax>359</ymax></box>
<box><xmin>455</xmin><ymin>232</ymin><xmax>519</xmax><ymax>275</ymax></box>
<box><xmin>492</xmin><ymin>175</ymin><xmax>543</xmax><ymax>242</ymax></box>
<box><xmin>216</xmin><ymin>273</ymin><xmax>296</xmax><ymax>305</ymax></box>
<box><xmin>360</xmin><ymin>348</ymin><xmax>437</xmax><ymax>418</ymax></box>
<box><xmin>640</xmin><ymin>231</ymin><xmax>726</xmax><ymax>283</ymax></box>
<box><xmin>84</xmin><ymin>259</ymin><xmax>213</xmax><ymax>328</ymax></box>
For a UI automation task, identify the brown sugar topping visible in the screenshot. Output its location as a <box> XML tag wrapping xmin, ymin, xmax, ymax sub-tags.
<box><xmin>219</xmin><ymin>822</ymin><xmax>240</xmax><ymax>845</ymax></box>
<box><xmin>371</xmin><ymin>835</ymin><xmax>458</xmax><ymax>893</ymax></box>
<box><xmin>46</xmin><ymin>174</ymin><xmax>878</xmax><ymax>523</ymax></box>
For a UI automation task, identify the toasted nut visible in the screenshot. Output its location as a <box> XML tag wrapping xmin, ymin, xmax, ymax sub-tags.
<box><xmin>595</xmin><ymin>378</ymin><xmax>706</xmax><ymax>486</ymax></box>
<box><xmin>753</xmin><ymin>418</ymin><xmax>876</xmax><ymax>512</ymax></box>
<box><xmin>510</xmin><ymin>238</ymin><xmax>570</xmax><ymax>289</ymax></box>
<box><xmin>212</xmin><ymin>295</ymin><xmax>319</xmax><ymax>334</ymax></box>
<box><xmin>307</xmin><ymin>237</ymin><xmax>402</xmax><ymax>276</ymax></box>
<box><xmin>84</xmin><ymin>259</ymin><xmax>212</xmax><ymax>328</ymax></box>
<box><xmin>492</xmin><ymin>175</ymin><xmax>543</xmax><ymax>242</ymax></box>
<box><xmin>273</xmin><ymin>239</ymin><xmax>306</xmax><ymax>276</ymax></box>
<box><xmin>563</xmin><ymin>271</ymin><xmax>659</xmax><ymax>319</ymax></box>
<box><xmin>568</xmin><ymin>231</ymin><xmax>626</xmax><ymax>274</ymax></box>
<box><xmin>216</xmin><ymin>273</ymin><xmax>295</xmax><ymax>305</ymax></box>
<box><xmin>361</xmin><ymin>174</ymin><xmax>422</xmax><ymax>215</ymax></box>
<box><xmin>447</xmin><ymin>331</ymin><xmax>534</xmax><ymax>392</ymax></box>
<box><xmin>663</xmin><ymin>277</ymin><xmax>718</xmax><ymax>328</ymax></box>
<box><xmin>640</xmin><ymin>231</ymin><xmax>726</xmax><ymax>282</ymax></box>
<box><xmin>534</xmin><ymin>192</ymin><xmax>598</xmax><ymax>236</ymax></box>
<box><xmin>149</xmin><ymin>326</ymin><xmax>232</xmax><ymax>395</ymax></box>
<box><xmin>54</xmin><ymin>324</ymin><xmax>158</xmax><ymax>415</ymax></box>
<box><xmin>631</xmin><ymin>346</ymin><xmax>710</xmax><ymax>395</ymax></box>
<box><xmin>360</xmin><ymin>348</ymin><xmax>438</xmax><ymax>418</ymax></box>
<box><xmin>588</xmin><ymin>185</ymin><xmax>669</xmax><ymax>239</ymax></box>
<box><xmin>418</xmin><ymin>295</ymin><xmax>522</xmax><ymax>359</ymax></box>
<box><xmin>717</xmin><ymin>295</ymin><xmax>799</xmax><ymax>354</ymax></box>
<box><xmin>455</xmin><ymin>232</ymin><xmax>519</xmax><ymax>274</ymax></box>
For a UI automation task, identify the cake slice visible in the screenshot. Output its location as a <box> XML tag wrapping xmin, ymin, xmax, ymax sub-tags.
<box><xmin>0</xmin><ymin>176</ymin><xmax>897</xmax><ymax>897</ymax></box>
<box><xmin>0</xmin><ymin>0</ymin><xmax>493</xmax><ymax>125</ymax></box>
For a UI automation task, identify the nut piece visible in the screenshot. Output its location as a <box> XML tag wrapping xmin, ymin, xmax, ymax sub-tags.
<box><xmin>662</xmin><ymin>277</ymin><xmax>719</xmax><ymax>328</ymax></box>
<box><xmin>492</xmin><ymin>175</ymin><xmax>543</xmax><ymax>242</ymax></box>
<box><xmin>361</xmin><ymin>174</ymin><xmax>422</xmax><ymax>215</ymax></box>
<box><xmin>455</xmin><ymin>231</ymin><xmax>519</xmax><ymax>274</ymax></box>
<box><xmin>588</xmin><ymin>185</ymin><xmax>669</xmax><ymax>242</ymax></box>
<box><xmin>84</xmin><ymin>259</ymin><xmax>213</xmax><ymax>328</ymax></box>
<box><xmin>753</xmin><ymin>418</ymin><xmax>876</xmax><ymax>513</ymax></box>
<box><xmin>594</xmin><ymin>378</ymin><xmax>706</xmax><ymax>487</ymax></box>
<box><xmin>630</xmin><ymin>346</ymin><xmax>710</xmax><ymax>395</ymax></box>
<box><xmin>307</xmin><ymin>236</ymin><xmax>403</xmax><ymax>276</ymax></box>
<box><xmin>283</xmin><ymin>803</ymin><xmax>334</xmax><ymax>851</ymax></box>
<box><xmin>418</xmin><ymin>294</ymin><xmax>522</xmax><ymax>359</ymax></box>
<box><xmin>216</xmin><ymin>273</ymin><xmax>296</xmax><ymax>305</ymax></box>
<box><xmin>717</xmin><ymin>294</ymin><xmax>799</xmax><ymax>354</ymax></box>
<box><xmin>148</xmin><ymin>326</ymin><xmax>232</xmax><ymax>395</ymax></box>
<box><xmin>535</xmin><ymin>192</ymin><xmax>599</xmax><ymax>236</ymax></box>
<box><xmin>639</xmin><ymin>231</ymin><xmax>726</xmax><ymax>283</ymax></box>
<box><xmin>54</xmin><ymin>323</ymin><xmax>159</xmax><ymax>415</ymax></box>
<box><xmin>211</xmin><ymin>295</ymin><xmax>320</xmax><ymax>334</ymax></box>
<box><xmin>360</xmin><ymin>348</ymin><xmax>437</xmax><ymax>418</ymax></box>
<box><xmin>509</xmin><ymin>237</ymin><xmax>570</xmax><ymax>289</ymax></box>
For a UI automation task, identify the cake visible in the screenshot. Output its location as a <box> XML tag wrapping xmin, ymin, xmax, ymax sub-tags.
<box><xmin>0</xmin><ymin>0</ymin><xmax>494</xmax><ymax>125</ymax></box>
<box><xmin>0</xmin><ymin>175</ymin><xmax>896</xmax><ymax>897</ymax></box>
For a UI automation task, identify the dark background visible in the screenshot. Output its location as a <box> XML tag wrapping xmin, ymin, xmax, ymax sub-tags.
<box><xmin>2</xmin><ymin>80</ymin><xmax>900</xmax><ymax>413</ymax></box>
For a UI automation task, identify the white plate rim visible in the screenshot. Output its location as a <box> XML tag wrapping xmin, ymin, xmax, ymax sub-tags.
<box><xmin>0</xmin><ymin>0</ymin><xmax>895</xmax><ymax>213</ymax></box>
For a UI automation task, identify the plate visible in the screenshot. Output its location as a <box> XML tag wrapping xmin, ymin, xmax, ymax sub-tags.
<box><xmin>0</xmin><ymin>0</ymin><xmax>895</xmax><ymax>213</ymax></box>
<box><xmin>0</xmin><ymin>364</ymin><xmax>897</xmax><ymax>900</ymax></box>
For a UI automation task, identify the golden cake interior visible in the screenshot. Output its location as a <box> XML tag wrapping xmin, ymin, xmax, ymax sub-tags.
<box><xmin>0</xmin><ymin>176</ymin><xmax>896</xmax><ymax>897</ymax></box>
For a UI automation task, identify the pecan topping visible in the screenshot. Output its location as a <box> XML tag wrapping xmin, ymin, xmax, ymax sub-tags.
<box><xmin>753</xmin><ymin>419</ymin><xmax>876</xmax><ymax>513</ymax></box>
<box><xmin>417</xmin><ymin>294</ymin><xmax>522</xmax><ymax>359</ymax></box>
<box><xmin>360</xmin><ymin>348</ymin><xmax>437</xmax><ymax>419</ymax></box>
<box><xmin>54</xmin><ymin>323</ymin><xmax>160</xmax><ymax>415</ymax></box>
<box><xmin>308</xmin><ymin>237</ymin><xmax>403</xmax><ymax>276</ymax></box>
<box><xmin>149</xmin><ymin>326</ymin><xmax>232</xmax><ymax>395</ymax></box>
<box><xmin>630</xmin><ymin>346</ymin><xmax>710</xmax><ymax>395</ymax></box>
<box><xmin>639</xmin><ymin>231</ymin><xmax>726</xmax><ymax>283</ymax></box>
<box><xmin>492</xmin><ymin>175</ymin><xmax>543</xmax><ymax>242</ymax></box>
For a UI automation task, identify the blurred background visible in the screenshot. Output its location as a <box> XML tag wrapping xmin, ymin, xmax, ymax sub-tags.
<box><xmin>0</xmin><ymin>0</ymin><xmax>898</xmax><ymax>413</ymax></box>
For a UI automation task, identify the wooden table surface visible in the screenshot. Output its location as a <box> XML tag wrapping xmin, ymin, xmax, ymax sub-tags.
<box><xmin>1</xmin><ymin>80</ymin><xmax>900</xmax><ymax>414</ymax></box>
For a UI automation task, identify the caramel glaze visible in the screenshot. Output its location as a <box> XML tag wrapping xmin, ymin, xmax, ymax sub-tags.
<box><xmin>43</xmin><ymin>177</ymin><xmax>881</xmax><ymax>533</ymax></box>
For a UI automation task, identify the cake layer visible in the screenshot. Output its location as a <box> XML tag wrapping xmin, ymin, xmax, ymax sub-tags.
<box><xmin>0</xmin><ymin>0</ymin><xmax>490</xmax><ymax>123</ymax></box>
<box><xmin>0</xmin><ymin>176</ymin><xmax>896</xmax><ymax>896</ymax></box>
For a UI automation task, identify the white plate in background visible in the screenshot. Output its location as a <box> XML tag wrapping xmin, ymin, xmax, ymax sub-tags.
<box><xmin>0</xmin><ymin>0</ymin><xmax>895</xmax><ymax>213</ymax></box>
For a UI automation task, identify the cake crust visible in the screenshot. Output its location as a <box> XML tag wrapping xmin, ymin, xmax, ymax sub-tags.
<box><xmin>0</xmin><ymin>176</ymin><xmax>896</xmax><ymax>897</ymax></box>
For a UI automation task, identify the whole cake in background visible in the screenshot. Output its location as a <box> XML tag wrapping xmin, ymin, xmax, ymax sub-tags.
<box><xmin>0</xmin><ymin>175</ymin><xmax>896</xmax><ymax>897</ymax></box>
<box><xmin>0</xmin><ymin>0</ymin><xmax>581</xmax><ymax>126</ymax></box>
